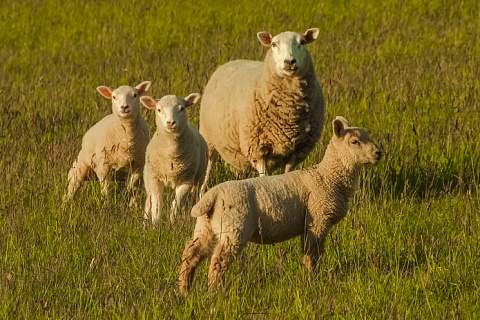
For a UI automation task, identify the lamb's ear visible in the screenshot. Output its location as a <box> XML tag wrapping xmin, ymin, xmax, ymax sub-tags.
<box><xmin>140</xmin><ymin>96</ymin><xmax>157</xmax><ymax>110</ymax></box>
<box><xmin>184</xmin><ymin>93</ymin><xmax>201</xmax><ymax>107</ymax></box>
<box><xmin>333</xmin><ymin>118</ymin><xmax>347</xmax><ymax>138</ymax></box>
<box><xmin>136</xmin><ymin>81</ymin><xmax>152</xmax><ymax>95</ymax></box>
<box><xmin>257</xmin><ymin>31</ymin><xmax>273</xmax><ymax>46</ymax></box>
<box><xmin>302</xmin><ymin>28</ymin><xmax>319</xmax><ymax>44</ymax></box>
<box><xmin>97</xmin><ymin>86</ymin><xmax>113</xmax><ymax>99</ymax></box>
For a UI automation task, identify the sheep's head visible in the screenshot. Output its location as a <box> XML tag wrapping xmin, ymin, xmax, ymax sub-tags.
<box><xmin>257</xmin><ymin>28</ymin><xmax>319</xmax><ymax>78</ymax></box>
<box><xmin>141</xmin><ymin>93</ymin><xmax>201</xmax><ymax>134</ymax></box>
<box><xmin>97</xmin><ymin>81</ymin><xmax>151</xmax><ymax>120</ymax></box>
<box><xmin>332</xmin><ymin>116</ymin><xmax>382</xmax><ymax>168</ymax></box>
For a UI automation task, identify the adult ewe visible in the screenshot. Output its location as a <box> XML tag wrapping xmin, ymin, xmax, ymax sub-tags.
<box><xmin>179</xmin><ymin>116</ymin><xmax>381</xmax><ymax>294</ymax></box>
<box><xmin>65</xmin><ymin>81</ymin><xmax>151</xmax><ymax>201</ymax></box>
<box><xmin>140</xmin><ymin>93</ymin><xmax>208</xmax><ymax>224</ymax></box>
<box><xmin>199</xmin><ymin>28</ymin><xmax>325</xmax><ymax>193</ymax></box>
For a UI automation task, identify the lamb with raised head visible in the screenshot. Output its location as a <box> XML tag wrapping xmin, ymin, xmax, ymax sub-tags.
<box><xmin>140</xmin><ymin>93</ymin><xmax>208</xmax><ymax>224</ymax></box>
<box><xmin>65</xmin><ymin>81</ymin><xmax>151</xmax><ymax>201</ymax></box>
<box><xmin>199</xmin><ymin>28</ymin><xmax>325</xmax><ymax>193</ymax></box>
<box><xmin>179</xmin><ymin>116</ymin><xmax>381</xmax><ymax>294</ymax></box>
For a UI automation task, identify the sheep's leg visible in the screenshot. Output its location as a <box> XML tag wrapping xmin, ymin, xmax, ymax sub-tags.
<box><xmin>65</xmin><ymin>159</ymin><xmax>90</xmax><ymax>201</ymax></box>
<box><xmin>171</xmin><ymin>184</ymin><xmax>193</xmax><ymax>222</ymax></box>
<box><xmin>126</xmin><ymin>170</ymin><xmax>142</xmax><ymax>207</ymax></box>
<box><xmin>254</xmin><ymin>160</ymin><xmax>267</xmax><ymax>176</ymax></box>
<box><xmin>145</xmin><ymin>177</ymin><xmax>164</xmax><ymax>225</ymax></box>
<box><xmin>283</xmin><ymin>157</ymin><xmax>298</xmax><ymax>174</ymax></box>
<box><xmin>95</xmin><ymin>163</ymin><xmax>111</xmax><ymax>198</ymax></box>
<box><xmin>207</xmin><ymin>236</ymin><xmax>245</xmax><ymax>291</ymax></box>
<box><xmin>179</xmin><ymin>221</ymin><xmax>214</xmax><ymax>295</ymax></box>
<box><xmin>301</xmin><ymin>230</ymin><xmax>327</xmax><ymax>271</ymax></box>
<box><xmin>200</xmin><ymin>147</ymin><xmax>218</xmax><ymax>197</ymax></box>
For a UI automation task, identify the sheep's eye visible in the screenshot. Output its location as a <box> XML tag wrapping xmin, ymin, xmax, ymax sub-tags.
<box><xmin>271</xmin><ymin>42</ymin><xmax>277</xmax><ymax>48</ymax></box>
<box><xmin>351</xmin><ymin>139</ymin><xmax>360</xmax><ymax>145</ymax></box>
<box><xmin>133</xmin><ymin>93</ymin><xmax>137</xmax><ymax>98</ymax></box>
<box><xmin>179</xmin><ymin>106</ymin><xmax>185</xmax><ymax>112</ymax></box>
<box><xmin>112</xmin><ymin>96</ymin><xmax>116</xmax><ymax>100</ymax></box>
<box><xmin>300</xmin><ymin>39</ymin><xmax>306</xmax><ymax>45</ymax></box>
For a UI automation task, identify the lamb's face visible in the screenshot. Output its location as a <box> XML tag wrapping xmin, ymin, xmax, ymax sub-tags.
<box><xmin>333</xmin><ymin>117</ymin><xmax>382</xmax><ymax>167</ymax></box>
<box><xmin>96</xmin><ymin>81</ymin><xmax>151</xmax><ymax>120</ymax></box>
<box><xmin>257</xmin><ymin>28</ymin><xmax>319</xmax><ymax>78</ymax></box>
<box><xmin>110</xmin><ymin>86</ymin><xmax>141</xmax><ymax>119</ymax></box>
<box><xmin>155</xmin><ymin>95</ymin><xmax>188</xmax><ymax>133</ymax></box>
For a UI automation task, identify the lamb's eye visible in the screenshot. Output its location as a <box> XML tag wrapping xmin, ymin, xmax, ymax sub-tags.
<box><xmin>179</xmin><ymin>106</ymin><xmax>185</xmax><ymax>112</ymax></box>
<box><xmin>351</xmin><ymin>139</ymin><xmax>360</xmax><ymax>145</ymax></box>
<box><xmin>133</xmin><ymin>93</ymin><xmax>137</xmax><ymax>98</ymax></box>
<box><xmin>271</xmin><ymin>42</ymin><xmax>277</xmax><ymax>48</ymax></box>
<box><xmin>300</xmin><ymin>39</ymin><xmax>306</xmax><ymax>45</ymax></box>
<box><xmin>112</xmin><ymin>96</ymin><xmax>116</xmax><ymax>100</ymax></box>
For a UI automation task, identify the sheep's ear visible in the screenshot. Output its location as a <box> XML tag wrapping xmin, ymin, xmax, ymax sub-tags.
<box><xmin>302</xmin><ymin>28</ymin><xmax>319</xmax><ymax>44</ymax></box>
<box><xmin>184</xmin><ymin>93</ymin><xmax>201</xmax><ymax>107</ymax></box>
<box><xmin>140</xmin><ymin>96</ymin><xmax>157</xmax><ymax>110</ymax></box>
<box><xmin>333</xmin><ymin>118</ymin><xmax>347</xmax><ymax>138</ymax></box>
<box><xmin>97</xmin><ymin>86</ymin><xmax>113</xmax><ymax>99</ymax></box>
<box><xmin>335</xmin><ymin>116</ymin><xmax>350</xmax><ymax>127</ymax></box>
<box><xmin>136</xmin><ymin>81</ymin><xmax>151</xmax><ymax>95</ymax></box>
<box><xmin>257</xmin><ymin>32</ymin><xmax>273</xmax><ymax>46</ymax></box>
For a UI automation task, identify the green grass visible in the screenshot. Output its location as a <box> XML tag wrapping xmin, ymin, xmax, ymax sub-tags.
<box><xmin>1</xmin><ymin>0</ymin><xmax>479</xmax><ymax>318</ymax></box>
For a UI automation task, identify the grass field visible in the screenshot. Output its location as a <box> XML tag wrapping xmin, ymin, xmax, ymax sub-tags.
<box><xmin>1</xmin><ymin>0</ymin><xmax>479</xmax><ymax>318</ymax></box>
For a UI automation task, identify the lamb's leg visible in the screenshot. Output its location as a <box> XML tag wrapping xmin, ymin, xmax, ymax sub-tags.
<box><xmin>96</xmin><ymin>163</ymin><xmax>110</xmax><ymax>198</ymax></box>
<box><xmin>200</xmin><ymin>146</ymin><xmax>218</xmax><ymax>197</ymax></box>
<box><xmin>65</xmin><ymin>159</ymin><xmax>90</xmax><ymax>201</ymax></box>
<box><xmin>171</xmin><ymin>184</ymin><xmax>193</xmax><ymax>222</ymax></box>
<box><xmin>126</xmin><ymin>170</ymin><xmax>142</xmax><ymax>207</ymax></box>
<box><xmin>145</xmin><ymin>178</ymin><xmax>164</xmax><ymax>225</ymax></box>
<box><xmin>179</xmin><ymin>220</ymin><xmax>214</xmax><ymax>295</ymax></box>
<box><xmin>301</xmin><ymin>230</ymin><xmax>327</xmax><ymax>271</ymax></box>
<box><xmin>207</xmin><ymin>236</ymin><xmax>245</xmax><ymax>291</ymax></box>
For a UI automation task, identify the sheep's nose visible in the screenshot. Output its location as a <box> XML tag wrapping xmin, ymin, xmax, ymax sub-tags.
<box><xmin>121</xmin><ymin>105</ymin><xmax>129</xmax><ymax>110</ymax></box>
<box><xmin>375</xmin><ymin>150</ymin><xmax>382</xmax><ymax>159</ymax></box>
<box><xmin>167</xmin><ymin>120</ymin><xmax>175</xmax><ymax>127</ymax></box>
<box><xmin>284</xmin><ymin>59</ymin><xmax>296</xmax><ymax>68</ymax></box>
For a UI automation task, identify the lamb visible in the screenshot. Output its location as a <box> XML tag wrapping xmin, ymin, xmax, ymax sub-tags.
<box><xmin>179</xmin><ymin>116</ymin><xmax>382</xmax><ymax>294</ymax></box>
<box><xmin>140</xmin><ymin>93</ymin><xmax>208</xmax><ymax>224</ymax></box>
<box><xmin>65</xmin><ymin>81</ymin><xmax>152</xmax><ymax>201</ymax></box>
<box><xmin>199</xmin><ymin>28</ymin><xmax>325</xmax><ymax>194</ymax></box>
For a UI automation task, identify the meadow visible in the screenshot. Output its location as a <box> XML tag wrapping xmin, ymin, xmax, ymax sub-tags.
<box><xmin>1</xmin><ymin>0</ymin><xmax>479</xmax><ymax>318</ymax></box>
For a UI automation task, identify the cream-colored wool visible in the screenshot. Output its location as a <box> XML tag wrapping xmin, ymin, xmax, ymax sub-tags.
<box><xmin>141</xmin><ymin>93</ymin><xmax>208</xmax><ymax>224</ymax></box>
<box><xmin>179</xmin><ymin>116</ymin><xmax>381</xmax><ymax>294</ymax></box>
<box><xmin>65</xmin><ymin>81</ymin><xmax>151</xmax><ymax>201</ymax></box>
<box><xmin>199</xmin><ymin>28</ymin><xmax>325</xmax><ymax>194</ymax></box>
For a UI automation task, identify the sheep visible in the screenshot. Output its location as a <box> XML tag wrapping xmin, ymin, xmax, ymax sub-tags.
<box><xmin>199</xmin><ymin>28</ymin><xmax>325</xmax><ymax>194</ymax></box>
<box><xmin>178</xmin><ymin>116</ymin><xmax>382</xmax><ymax>294</ymax></box>
<box><xmin>65</xmin><ymin>81</ymin><xmax>151</xmax><ymax>202</ymax></box>
<box><xmin>140</xmin><ymin>93</ymin><xmax>208</xmax><ymax>224</ymax></box>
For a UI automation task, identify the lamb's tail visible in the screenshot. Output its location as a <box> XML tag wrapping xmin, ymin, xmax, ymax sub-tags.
<box><xmin>190</xmin><ymin>188</ymin><xmax>219</xmax><ymax>218</ymax></box>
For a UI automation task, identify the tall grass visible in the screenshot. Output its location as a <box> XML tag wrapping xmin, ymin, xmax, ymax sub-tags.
<box><xmin>1</xmin><ymin>0</ymin><xmax>479</xmax><ymax>318</ymax></box>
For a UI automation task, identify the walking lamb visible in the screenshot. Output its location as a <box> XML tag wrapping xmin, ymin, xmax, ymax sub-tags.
<box><xmin>179</xmin><ymin>116</ymin><xmax>381</xmax><ymax>294</ymax></box>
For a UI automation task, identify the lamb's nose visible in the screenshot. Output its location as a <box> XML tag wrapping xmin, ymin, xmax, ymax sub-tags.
<box><xmin>121</xmin><ymin>105</ymin><xmax>129</xmax><ymax>110</ymax></box>
<box><xmin>375</xmin><ymin>150</ymin><xmax>382</xmax><ymax>159</ymax></box>
<box><xmin>167</xmin><ymin>120</ymin><xmax>175</xmax><ymax>127</ymax></box>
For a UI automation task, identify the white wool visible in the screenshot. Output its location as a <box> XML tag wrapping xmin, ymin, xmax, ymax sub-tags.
<box><xmin>179</xmin><ymin>116</ymin><xmax>382</xmax><ymax>294</ymax></box>
<box><xmin>199</xmin><ymin>28</ymin><xmax>325</xmax><ymax>195</ymax></box>
<box><xmin>65</xmin><ymin>81</ymin><xmax>151</xmax><ymax>202</ymax></box>
<box><xmin>141</xmin><ymin>93</ymin><xmax>208</xmax><ymax>224</ymax></box>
